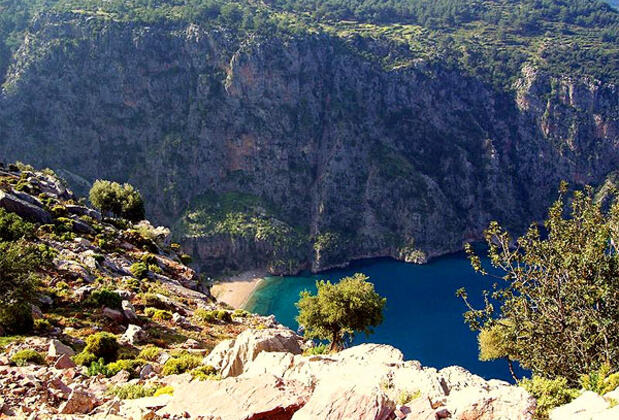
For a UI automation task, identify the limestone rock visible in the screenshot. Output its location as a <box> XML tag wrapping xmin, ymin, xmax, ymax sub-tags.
<box><xmin>292</xmin><ymin>375</ymin><xmax>394</xmax><ymax>420</ymax></box>
<box><xmin>54</xmin><ymin>354</ymin><xmax>77</xmax><ymax>369</ymax></box>
<box><xmin>103</xmin><ymin>307</ymin><xmax>124</xmax><ymax>323</ymax></box>
<box><xmin>120</xmin><ymin>324</ymin><xmax>145</xmax><ymax>345</ymax></box>
<box><xmin>210</xmin><ymin>328</ymin><xmax>303</xmax><ymax>378</ymax></box>
<box><xmin>550</xmin><ymin>391</ymin><xmax>618</xmax><ymax>420</ymax></box>
<box><xmin>48</xmin><ymin>339</ymin><xmax>75</xmax><ymax>358</ymax></box>
<box><xmin>0</xmin><ymin>191</ymin><xmax>52</xmax><ymax>223</ymax></box>
<box><xmin>157</xmin><ymin>375</ymin><xmax>310</xmax><ymax>419</ymax></box>
<box><xmin>59</xmin><ymin>389</ymin><xmax>96</xmax><ymax>414</ymax></box>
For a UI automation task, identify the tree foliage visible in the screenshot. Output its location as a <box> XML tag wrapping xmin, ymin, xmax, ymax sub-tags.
<box><xmin>458</xmin><ymin>183</ymin><xmax>619</xmax><ymax>383</ymax></box>
<box><xmin>296</xmin><ymin>273</ymin><xmax>386</xmax><ymax>351</ymax></box>
<box><xmin>89</xmin><ymin>179</ymin><xmax>145</xmax><ymax>221</ymax></box>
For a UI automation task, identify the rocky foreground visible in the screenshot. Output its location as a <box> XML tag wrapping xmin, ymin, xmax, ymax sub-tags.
<box><xmin>1</xmin><ymin>164</ymin><xmax>618</xmax><ymax>419</ymax></box>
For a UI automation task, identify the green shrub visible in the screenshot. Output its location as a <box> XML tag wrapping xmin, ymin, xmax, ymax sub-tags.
<box><xmin>190</xmin><ymin>365</ymin><xmax>218</xmax><ymax>381</ymax></box>
<box><xmin>107</xmin><ymin>384</ymin><xmax>157</xmax><ymax>400</ymax></box>
<box><xmin>73</xmin><ymin>351</ymin><xmax>97</xmax><ymax>366</ymax></box>
<box><xmin>130</xmin><ymin>262</ymin><xmax>148</xmax><ymax>279</ymax></box>
<box><xmin>170</xmin><ymin>243</ymin><xmax>181</xmax><ymax>251</ymax></box>
<box><xmin>105</xmin><ymin>359</ymin><xmax>144</xmax><ymax>377</ymax></box>
<box><xmin>396</xmin><ymin>389</ymin><xmax>420</xmax><ymax>405</ymax></box>
<box><xmin>11</xmin><ymin>349</ymin><xmax>45</xmax><ymax>366</ymax></box>
<box><xmin>153</xmin><ymin>385</ymin><xmax>174</xmax><ymax>396</ymax></box>
<box><xmin>142</xmin><ymin>293</ymin><xmax>169</xmax><ymax>309</ymax></box>
<box><xmin>151</xmin><ymin>310</ymin><xmax>173</xmax><ymax>322</ymax></box>
<box><xmin>179</xmin><ymin>254</ymin><xmax>192</xmax><ymax>265</ymax></box>
<box><xmin>303</xmin><ymin>343</ymin><xmax>329</xmax><ymax>356</ymax></box>
<box><xmin>144</xmin><ymin>307</ymin><xmax>157</xmax><ymax>317</ymax></box>
<box><xmin>85</xmin><ymin>289</ymin><xmax>122</xmax><ymax>309</ymax></box>
<box><xmin>84</xmin><ymin>332</ymin><xmax>119</xmax><ymax>362</ymax></box>
<box><xmin>193</xmin><ymin>309</ymin><xmax>215</xmax><ymax>323</ymax></box>
<box><xmin>233</xmin><ymin>309</ymin><xmax>249</xmax><ymax>318</ymax></box>
<box><xmin>162</xmin><ymin>354</ymin><xmax>202</xmax><ymax>375</ymax></box>
<box><xmin>521</xmin><ymin>376</ymin><xmax>580</xmax><ymax>419</ymax></box>
<box><xmin>33</xmin><ymin>318</ymin><xmax>52</xmax><ymax>331</ymax></box>
<box><xmin>138</xmin><ymin>346</ymin><xmax>162</xmax><ymax>362</ymax></box>
<box><xmin>0</xmin><ymin>208</ymin><xmax>34</xmax><ymax>241</ymax></box>
<box><xmin>141</xmin><ymin>253</ymin><xmax>157</xmax><ymax>265</ymax></box>
<box><xmin>580</xmin><ymin>364</ymin><xmax>619</xmax><ymax>395</ymax></box>
<box><xmin>0</xmin><ymin>303</ymin><xmax>34</xmax><ymax>335</ymax></box>
<box><xmin>214</xmin><ymin>310</ymin><xmax>232</xmax><ymax>323</ymax></box>
<box><xmin>87</xmin><ymin>358</ymin><xmax>111</xmax><ymax>377</ymax></box>
<box><xmin>149</xmin><ymin>264</ymin><xmax>163</xmax><ymax>274</ymax></box>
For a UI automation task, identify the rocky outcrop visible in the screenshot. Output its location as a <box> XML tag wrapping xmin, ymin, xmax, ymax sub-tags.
<box><xmin>204</xmin><ymin>327</ymin><xmax>304</xmax><ymax>378</ymax></box>
<box><xmin>1</xmin><ymin>13</ymin><xmax>616</xmax><ymax>275</ymax></box>
<box><xmin>550</xmin><ymin>390</ymin><xmax>619</xmax><ymax>420</ymax></box>
<box><xmin>0</xmin><ymin>190</ymin><xmax>52</xmax><ymax>223</ymax></box>
<box><xmin>158</xmin><ymin>375</ymin><xmax>310</xmax><ymax>419</ymax></box>
<box><xmin>156</xmin><ymin>330</ymin><xmax>535</xmax><ymax>420</ymax></box>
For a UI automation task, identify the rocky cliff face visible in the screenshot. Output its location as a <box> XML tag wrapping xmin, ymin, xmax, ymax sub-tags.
<box><xmin>1</xmin><ymin>13</ymin><xmax>617</xmax><ymax>275</ymax></box>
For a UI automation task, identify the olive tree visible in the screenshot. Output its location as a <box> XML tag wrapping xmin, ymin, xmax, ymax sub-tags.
<box><xmin>89</xmin><ymin>180</ymin><xmax>145</xmax><ymax>221</ymax></box>
<box><xmin>296</xmin><ymin>273</ymin><xmax>386</xmax><ymax>352</ymax></box>
<box><xmin>458</xmin><ymin>183</ymin><xmax>619</xmax><ymax>383</ymax></box>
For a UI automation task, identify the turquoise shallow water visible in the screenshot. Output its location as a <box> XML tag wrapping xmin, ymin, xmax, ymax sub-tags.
<box><xmin>245</xmin><ymin>253</ymin><xmax>526</xmax><ymax>382</ymax></box>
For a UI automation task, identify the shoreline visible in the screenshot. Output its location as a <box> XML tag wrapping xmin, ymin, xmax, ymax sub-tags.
<box><xmin>210</xmin><ymin>269</ymin><xmax>267</xmax><ymax>309</ymax></box>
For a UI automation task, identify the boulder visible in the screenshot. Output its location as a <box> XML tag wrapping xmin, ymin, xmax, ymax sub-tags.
<box><xmin>292</xmin><ymin>374</ymin><xmax>394</xmax><ymax>420</ymax></box>
<box><xmin>140</xmin><ymin>364</ymin><xmax>155</xmax><ymax>379</ymax></box>
<box><xmin>71</xmin><ymin>218</ymin><xmax>95</xmax><ymax>235</ymax></box>
<box><xmin>121</xmin><ymin>300</ymin><xmax>138</xmax><ymax>322</ymax></box>
<box><xmin>550</xmin><ymin>391</ymin><xmax>618</xmax><ymax>420</ymax></box>
<box><xmin>74</xmin><ymin>285</ymin><xmax>94</xmax><ymax>300</ymax></box>
<box><xmin>206</xmin><ymin>328</ymin><xmax>303</xmax><ymax>378</ymax></box>
<box><xmin>120</xmin><ymin>324</ymin><xmax>145</xmax><ymax>345</ymax></box>
<box><xmin>48</xmin><ymin>340</ymin><xmax>75</xmax><ymax>358</ymax></box>
<box><xmin>65</xmin><ymin>204</ymin><xmax>102</xmax><ymax>221</ymax></box>
<box><xmin>54</xmin><ymin>354</ymin><xmax>77</xmax><ymax>369</ymax></box>
<box><xmin>157</xmin><ymin>375</ymin><xmax>310</xmax><ymax>419</ymax></box>
<box><xmin>59</xmin><ymin>389</ymin><xmax>96</xmax><ymax>414</ymax></box>
<box><xmin>103</xmin><ymin>307</ymin><xmax>125</xmax><ymax>323</ymax></box>
<box><xmin>0</xmin><ymin>191</ymin><xmax>52</xmax><ymax>223</ymax></box>
<box><xmin>399</xmin><ymin>398</ymin><xmax>437</xmax><ymax>420</ymax></box>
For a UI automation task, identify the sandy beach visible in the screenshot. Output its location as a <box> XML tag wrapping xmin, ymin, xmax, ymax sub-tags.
<box><xmin>210</xmin><ymin>269</ymin><xmax>267</xmax><ymax>309</ymax></box>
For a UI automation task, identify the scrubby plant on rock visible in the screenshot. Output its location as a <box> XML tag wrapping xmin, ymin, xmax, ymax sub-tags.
<box><xmin>162</xmin><ymin>354</ymin><xmax>202</xmax><ymax>375</ymax></box>
<box><xmin>105</xmin><ymin>358</ymin><xmax>145</xmax><ymax>378</ymax></box>
<box><xmin>11</xmin><ymin>349</ymin><xmax>45</xmax><ymax>366</ymax></box>
<box><xmin>191</xmin><ymin>365</ymin><xmax>218</xmax><ymax>381</ymax></box>
<box><xmin>85</xmin><ymin>289</ymin><xmax>122</xmax><ymax>309</ymax></box>
<box><xmin>107</xmin><ymin>384</ymin><xmax>158</xmax><ymax>400</ymax></box>
<box><xmin>73</xmin><ymin>351</ymin><xmax>97</xmax><ymax>366</ymax></box>
<box><xmin>138</xmin><ymin>346</ymin><xmax>162</xmax><ymax>362</ymax></box>
<box><xmin>521</xmin><ymin>376</ymin><xmax>580</xmax><ymax>419</ymax></box>
<box><xmin>130</xmin><ymin>262</ymin><xmax>148</xmax><ymax>279</ymax></box>
<box><xmin>84</xmin><ymin>332</ymin><xmax>119</xmax><ymax>362</ymax></box>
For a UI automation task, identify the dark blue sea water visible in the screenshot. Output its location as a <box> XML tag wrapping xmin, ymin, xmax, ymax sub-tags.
<box><xmin>245</xmin><ymin>253</ymin><xmax>527</xmax><ymax>382</ymax></box>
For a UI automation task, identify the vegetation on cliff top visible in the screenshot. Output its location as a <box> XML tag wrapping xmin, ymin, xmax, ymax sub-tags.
<box><xmin>1</xmin><ymin>0</ymin><xmax>617</xmax><ymax>88</ymax></box>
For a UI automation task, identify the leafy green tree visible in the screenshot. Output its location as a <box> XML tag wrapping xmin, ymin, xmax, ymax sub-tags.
<box><xmin>89</xmin><ymin>180</ymin><xmax>145</xmax><ymax>221</ymax></box>
<box><xmin>458</xmin><ymin>183</ymin><xmax>619</xmax><ymax>384</ymax></box>
<box><xmin>0</xmin><ymin>240</ymin><xmax>44</xmax><ymax>334</ymax></box>
<box><xmin>296</xmin><ymin>273</ymin><xmax>386</xmax><ymax>351</ymax></box>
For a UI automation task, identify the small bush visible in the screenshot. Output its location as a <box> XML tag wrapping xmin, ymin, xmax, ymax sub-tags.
<box><xmin>396</xmin><ymin>389</ymin><xmax>420</xmax><ymax>405</ymax></box>
<box><xmin>86</xmin><ymin>289</ymin><xmax>122</xmax><ymax>309</ymax></box>
<box><xmin>73</xmin><ymin>351</ymin><xmax>97</xmax><ymax>366</ymax></box>
<box><xmin>138</xmin><ymin>346</ymin><xmax>162</xmax><ymax>362</ymax></box>
<box><xmin>162</xmin><ymin>354</ymin><xmax>202</xmax><ymax>375</ymax></box>
<box><xmin>521</xmin><ymin>376</ymin><xmax>580</xmax><ymax>419</ymax></box>
<box><xmin>105</xmin><ymin>359</ymin><xmax>144</xmax><ymax>377</ymax></box>
<box><xmin>154</xmin><ymin>385</ymin><xmax>174</xmax><ymax>396</ymax></box>
<box><xmin>0</xmin><ymin>208</ymin><xmax>34</xmax><ymax>241</ymax></box>
<box><xmin>84</xmin><ymin>332</ymin><xmax>119</xmax><ymax>362</ymax></box>
<box><xmin>130</xmin><ymin>262</ymin><xmax>148</xmax><ymax>279</ymax></box>
<box><xmin>141</xmin><ymin>253</ymin><xmax>157</xmax><ymax>265</ymax></box>
<box><xmin>193</xmin><ymin>309</ymin><xmax>215</xmax><ymax>323</ymax></box>
<box><xmin>303</xmin><ymin>343</ymin><xmax>329</xmax><ymax>356</ymax></box>
<box><xmin>149</xmin><ymin>264</ymin><xmax>163</xmax><ymax>274</ymax></box>
<box><xmin>0</xmin><ymin>303</ymin><xmax>33</xmax><ymax>335</ymax></box>
<box><xmin>179</xmin><ymin>254</ymin><xmax>192</xmax><ymax>265</ymax></box>
<box><xmin>233</xmin><ymin>309</ymin><xmax>249</xmax><ymax>318</ymax></box>
<box><xmin>580</xmin><ymin>364</ymin><xmax>619</xmax><ymax>395</ymax></box>
<box><xmin>214</xmin><ymin>310</ymin><xmax>232</xmax><ymax>323</ymax></box>
<box><xmin>11</xmin><ymin>349</ymin><xmax>45</xmax><ymax>366</ymax></box>
<box><xmin>142</xmin><ymin>293</ymin><xmax>169</xmax><ymax>310</ymax></box>
<box><xmin>87</xmin><ymin>358</ymin><xmax>111</xmax><ymax>377</ymax></box>
<box><xmin>33</xmin><ymin>318</ymin><xmax>52</xmax><ymax>331</ymax></box>
<box><xmin>151</xmin><ymin>310</ymin><xmax>173</xmax><ymax>322</ymax></box>
<box><xmin>191</xmin><ymin>365</ymin><xmax>218</xmax><ymax>381</ymax></box>
<box><xmin>144</xmin><ymin>307</ymin><xmax>157</xmax><ymax>317</ymax></box>
<box><xmin>107</xmin><ymin>384</ymin><xmax>157</xmax><ymax>400</ymax></box>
